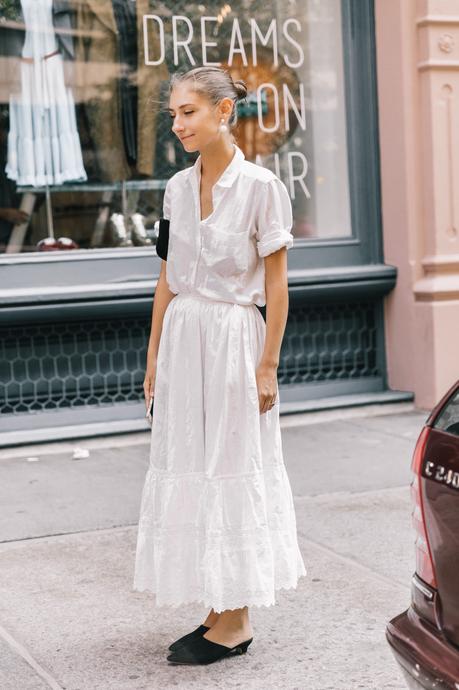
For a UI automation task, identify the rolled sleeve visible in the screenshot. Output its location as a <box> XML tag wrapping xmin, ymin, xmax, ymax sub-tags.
<box><xmin>255</xmin><ymin>177</ymin><xmax>294</xmax><ymax>258</ymax></box>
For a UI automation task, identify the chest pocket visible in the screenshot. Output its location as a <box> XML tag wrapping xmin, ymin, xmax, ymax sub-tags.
<box><xmin>201</xmin><ymin>226</ymin><xmax>249</xmax><ymax>277</ymax></box>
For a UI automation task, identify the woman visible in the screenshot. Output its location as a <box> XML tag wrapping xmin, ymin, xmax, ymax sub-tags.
<box><xmin>133</xmin><ymin>65</ymin><xmax>307</xmax><ymax>666</ymax></box>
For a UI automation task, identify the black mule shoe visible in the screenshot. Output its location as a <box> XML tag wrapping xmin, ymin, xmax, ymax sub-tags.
<box><xmin>167</xmin><ymin>634</ymin><xmax>253</xmax><ymax>665</ymax></box>
<box><xmin>168</xmin><ymin>624</ymin><xmax>210</xmax><ymax>652</ymax></box>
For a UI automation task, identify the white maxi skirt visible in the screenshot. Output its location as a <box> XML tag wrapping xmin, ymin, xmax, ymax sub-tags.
<box><xmin>133</xmin><ymin>292</ymin><xmax>306</xmax><ymax>612</ymax></box>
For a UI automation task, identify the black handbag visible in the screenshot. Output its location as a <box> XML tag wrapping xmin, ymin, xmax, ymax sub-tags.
<box><xmin>155</xmin><ymin>218</ymin><xmax>170</xmax><ymax>260</ymax></box>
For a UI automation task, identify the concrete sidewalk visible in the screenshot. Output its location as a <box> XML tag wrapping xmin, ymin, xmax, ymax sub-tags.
<box><xmin>0</xmin><ymin>405</ymin><xmax>427</xmax><ymax>690</ymax></box>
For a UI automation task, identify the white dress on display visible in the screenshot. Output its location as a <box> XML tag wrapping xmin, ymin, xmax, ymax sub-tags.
<box><xmin>6</xmin><ymin>0</ymin><xmax>87</xmax><ymax>187</ymax></box>
<box><xmin>133</xmin><ymin>145</ymin><xmax>307</xmax><ymax>612</ymax></box>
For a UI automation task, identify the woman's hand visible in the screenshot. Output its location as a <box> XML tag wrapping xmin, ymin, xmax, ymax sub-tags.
<box><xmin>143</xmin><ymin>358</ymin><xmax>157</xmax><ymax>411</ymax></box>
<box><xmin>255</xmin><ymin>362</ymin><xmax>278</xmax><ymax>414</ymax></box>
<box><xmin>0</xmin><ymin>208</ymin><xmax>30</xmax><ymax>224</ymax></box>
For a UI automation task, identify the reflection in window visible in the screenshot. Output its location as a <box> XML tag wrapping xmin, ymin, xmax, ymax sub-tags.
<box><xmin>434</xmin><ymin>392</ymin><xmax>459</xmax><ymax>437</ymax></box>
<box><xmin>0</xmin><ymin>0</ymin><xmax>351</xmax><ymax>255</ymax></box>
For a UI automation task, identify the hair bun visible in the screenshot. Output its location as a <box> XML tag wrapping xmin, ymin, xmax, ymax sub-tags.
<box><xmin>233</xmin><ymin>79</ymin><xmax>248</xmax><ymax>101</ymax></box>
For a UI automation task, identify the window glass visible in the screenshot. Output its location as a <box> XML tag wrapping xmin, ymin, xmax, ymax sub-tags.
<box><xmin>434</xmin><ymin>390</ymin><xmax>459</xmax><ymax>437</ymax></box>
<box><xmin>0</xmin><ymin>0</ymin><xmax>351</xmax><ymax>255</ymax></box>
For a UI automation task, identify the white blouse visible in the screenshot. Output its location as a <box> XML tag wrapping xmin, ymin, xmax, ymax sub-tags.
<box><xmin>163</xmin><ymin>144</ymin><xmax>294</xmax><ymax>307</ymax></box>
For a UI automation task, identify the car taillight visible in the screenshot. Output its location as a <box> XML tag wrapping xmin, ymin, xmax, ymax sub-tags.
<box><xmin>410</xmin><ymin>426</ymin><xmax>437</xmax><ymax>588</ymax></box>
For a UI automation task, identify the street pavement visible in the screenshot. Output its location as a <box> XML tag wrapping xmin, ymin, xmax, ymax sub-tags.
<box><xmin>0</xmin><ymin>404</ymin><xmax>427</xmax><ymax>690</ymax></box>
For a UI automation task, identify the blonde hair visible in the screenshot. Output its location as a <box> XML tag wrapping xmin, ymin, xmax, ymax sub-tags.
<box><xmin>169</xmin><ymin>66</ymin><xmax>248</xmax><ymax>143</ymax></box>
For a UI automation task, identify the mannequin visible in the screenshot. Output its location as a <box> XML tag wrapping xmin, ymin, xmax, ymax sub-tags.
<box><xmin>76</xmin><ymin>0</ymin><xmax>168</xmax><ymax>182</ymax></box>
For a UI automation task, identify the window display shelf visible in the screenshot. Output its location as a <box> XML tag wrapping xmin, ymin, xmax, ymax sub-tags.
<box><xmin>16</xmin><ymin>179</ymin><xmax>167</xmax><ymax>194</ymax></box>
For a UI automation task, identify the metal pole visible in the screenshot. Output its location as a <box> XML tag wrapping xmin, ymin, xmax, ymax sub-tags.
<box><xmin>45</xmin><ymin>183</ymin><xmax>54</xmax><ymax>239</ymax></box>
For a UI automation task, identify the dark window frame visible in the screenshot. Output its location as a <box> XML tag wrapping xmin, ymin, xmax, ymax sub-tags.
<box><xmin>289</xmin><ymin>0</ymin><xmax>383</xmax><ymax>271</ymax></box>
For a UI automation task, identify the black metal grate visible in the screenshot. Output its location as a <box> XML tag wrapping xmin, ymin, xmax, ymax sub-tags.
<box><xmin>0</xmin><ymin>301</ymin><xmax>381</xmax><ymax>415</ymax></box>
<box><xmin>0</xmin><ymin>318</ymin><xmax>147</xmax><ymax>414</ymax></box>
<box><xmin>277</xmin><ymin>301</ymin><xmax>380</xmax><ymax>385</ymax></box>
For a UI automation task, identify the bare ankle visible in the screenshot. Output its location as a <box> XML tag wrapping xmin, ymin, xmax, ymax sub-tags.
<box><xmin>203</xmin><ymin>608</ymin><xmax>220</xmax><ymax>627</ymax></box>
<box><xmin>215</xmin><ymin>608</ymin><xmax>251</xmax><ymax>631</ymax></box>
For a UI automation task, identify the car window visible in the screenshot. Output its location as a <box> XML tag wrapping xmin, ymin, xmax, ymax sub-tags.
<box><xmin>434</xmin><ymin>390</ymin><xmax>459</xmax><ymax>436</ymax></box>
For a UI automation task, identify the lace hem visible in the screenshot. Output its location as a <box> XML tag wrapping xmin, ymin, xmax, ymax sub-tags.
<box><xmin>131</xmin><ymin>571</ymin><xmax>307</xmax><ymax>613</ymax></box>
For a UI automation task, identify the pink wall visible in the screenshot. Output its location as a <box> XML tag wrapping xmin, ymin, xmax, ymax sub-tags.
<box><xmin>375</xmin><ymin>0</ymin><xmax>459</xmax><ymax>408</ymax></box>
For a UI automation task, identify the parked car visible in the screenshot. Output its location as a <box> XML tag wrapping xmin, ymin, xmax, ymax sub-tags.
<box><xmin>386</xmin><ymin>381</ymin><xmax>459</xmax><ymax>689</ymax></box>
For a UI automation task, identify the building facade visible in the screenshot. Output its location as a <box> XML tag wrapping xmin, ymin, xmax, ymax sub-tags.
<box><xmin>375</xmin><ymin>0</ymin><xmax>459</xmax><ymax>410</ymax></box>
<box><xmin>0</xmin><ymin>0</ymin><xmax>432</xmax><ymax>446</ymax></box>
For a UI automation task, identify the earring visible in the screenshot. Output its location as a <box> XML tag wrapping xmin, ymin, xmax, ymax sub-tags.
<box><xmin>219</xmin><ymin>118</ymin><xmax>228</xmax><ymax>133</ymax></box>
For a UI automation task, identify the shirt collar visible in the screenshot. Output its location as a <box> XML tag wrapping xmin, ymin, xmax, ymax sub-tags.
<box><xmin>190</xmin><ymin>144</ymin><xmax>245</xmax><ymax>189</ymax></box>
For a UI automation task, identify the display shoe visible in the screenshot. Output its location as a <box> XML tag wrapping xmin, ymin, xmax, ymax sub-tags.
<box><xmin>36</xmin><ymin>237</ymin><xmax>60</xmax><ymax>251</ymax></box>
<box><xmin>130</xmin><ymin>213</ymin><xmax>153</xmax><ymax>246</ymax></box>
<box><xmin>168</xmin><ymin>624</ymin><xmax>210</xmax><ymax>652</ymax></box>
<box><xmin>57</xmin><ymin>236</ymin><xmax>79</xmax><ymax>250</ymax></box>
<box><xmin>167</xmin><ymin>634</ymin><xmax>253</xmax><ymax>665</ymax></box>
<box><xmin>108</xmin><ymin>213</ymin><xmax>133</xmax><ymax>247</ymax></box>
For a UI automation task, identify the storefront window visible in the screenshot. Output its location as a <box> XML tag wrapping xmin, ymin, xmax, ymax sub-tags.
<box><xmin>0</xmin><ymin>0</ymin><xmax>351</xmax><ymax>255</ymax></box>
